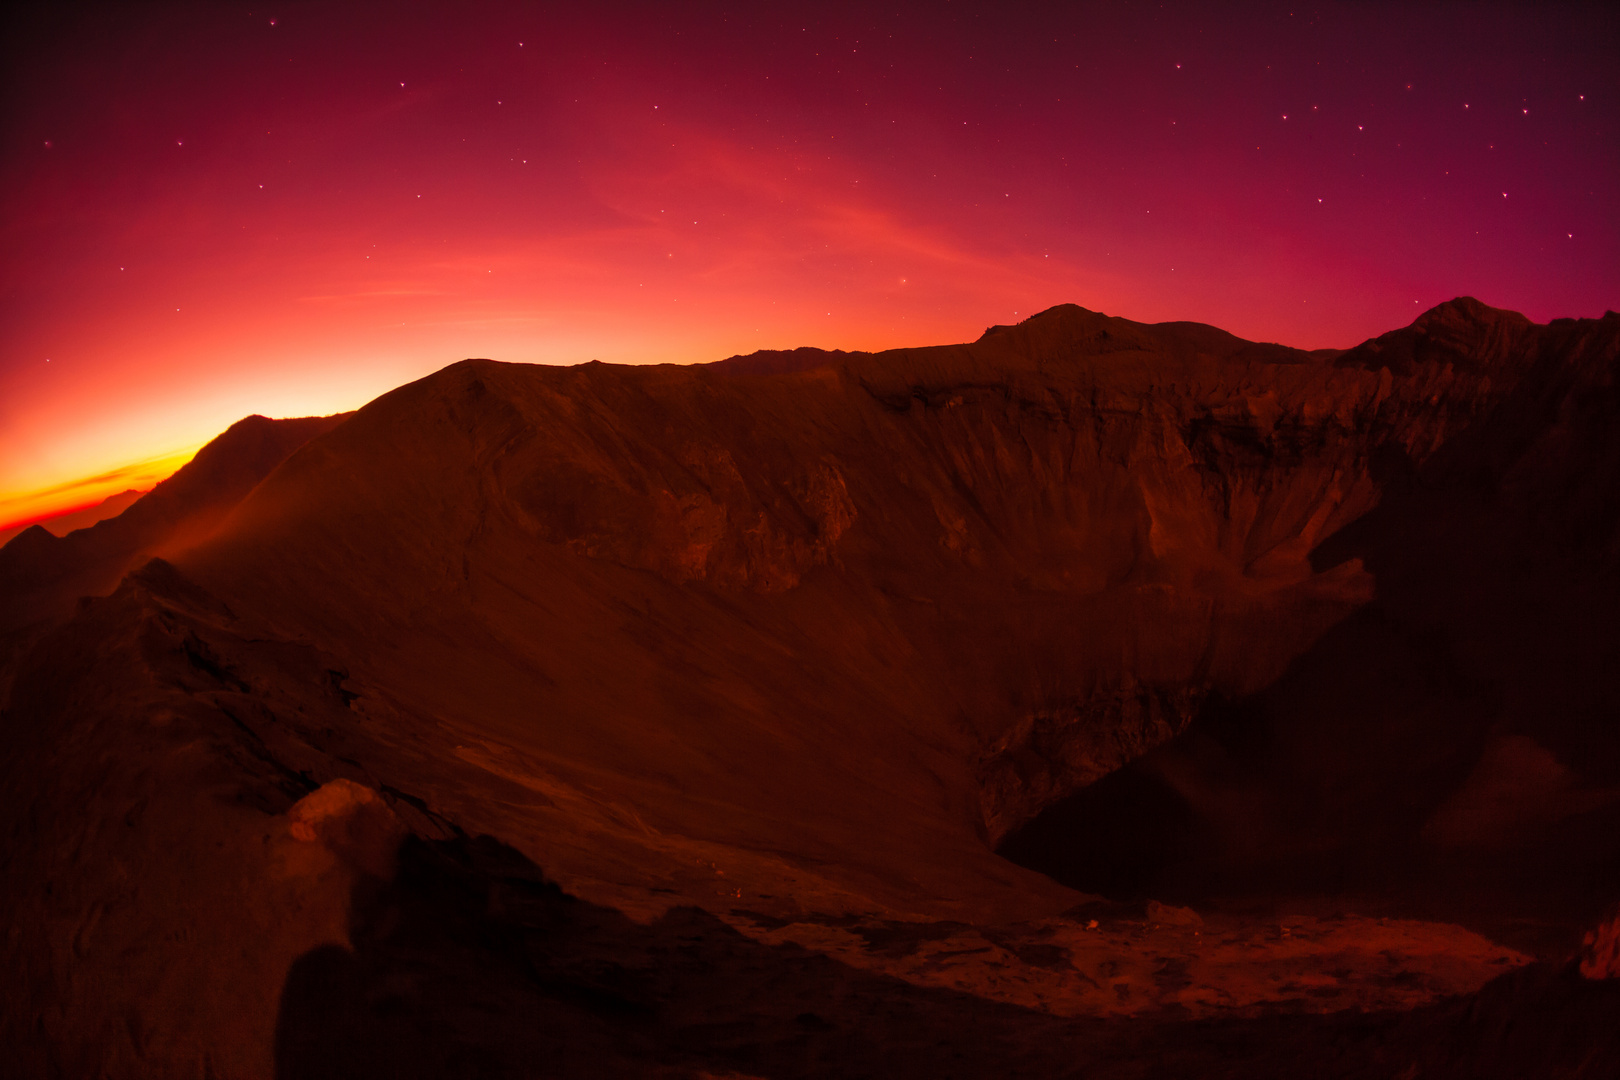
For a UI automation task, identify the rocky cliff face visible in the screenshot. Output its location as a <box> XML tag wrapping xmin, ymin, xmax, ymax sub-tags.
<box><xmin>1001</xmin><ymin>301</ymin><xmax>1620</xmax><ymax>917</ymax></box>
<box><xmin>3</xmin><ymin>299</ymin><xmax>1617</xmax><ymax>1077</ymax></box>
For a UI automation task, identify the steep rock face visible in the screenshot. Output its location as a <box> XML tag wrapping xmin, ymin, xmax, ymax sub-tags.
<box><xmin>978</xmin><ymin>679</ymin><xmax>1208</xmax><ymax>844</ymax></box>
<box><xmin>1002</xmin><ymin>305</ymin><xmax>1620</xmax><ymax>926</ymax></box>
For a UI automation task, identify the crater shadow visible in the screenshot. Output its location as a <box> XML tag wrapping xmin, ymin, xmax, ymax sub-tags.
<box><xmin>274</xmin><ymin>833</ymin><xmax>1619</xmax><ymax>1079</ymax></box>
<box><xmin>274</xmin><ymin>832</ymin><xmax>1119</xmax><ymax>1080</ymax></box>
<box><xmin>1000</xmin><ymin>328</ymin><xmax>1620</xmax><ymax>953</ymax></box>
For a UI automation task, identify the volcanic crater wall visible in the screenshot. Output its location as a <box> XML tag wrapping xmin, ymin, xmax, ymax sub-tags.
<box><xmin>4</xmin><ymin>299</ymin><xmax>1619</xmax><ymax>1079</ymax></box>
<box><xmin>998</xmin><ymin>302</ymin><xmax>1620</xmax><ymax>902</ymax></box>
<box><xmin>178</xmin><ymin>302</ymin><xmax>1551</xmax><ymax>849</ymax></box>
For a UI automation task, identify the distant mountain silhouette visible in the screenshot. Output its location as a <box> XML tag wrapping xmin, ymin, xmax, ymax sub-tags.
<box><xmin>0</xmin><ymin>488</ymin><xmax>145</xmax><ymax>549</ymax></box>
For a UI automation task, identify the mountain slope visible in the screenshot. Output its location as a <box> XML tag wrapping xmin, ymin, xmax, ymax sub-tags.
<box><xmin>0</xmin><ymin>414</ymin><xmax>347</xmax><ymax>662</ymax></box>
<box><xmin>3</xmin><ymin>300</ymin><xmax>1617</xmax><ymax>1077</ymax></box>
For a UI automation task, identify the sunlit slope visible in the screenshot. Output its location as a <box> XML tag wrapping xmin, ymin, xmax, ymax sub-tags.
<box><xmin>0</xmin><ymin>413</ymin><xmax>346</xmax><ymax>665</ymax></box>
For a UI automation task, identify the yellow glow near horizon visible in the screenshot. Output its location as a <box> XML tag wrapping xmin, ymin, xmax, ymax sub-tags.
<box><xmin>0</xmin><ymin>444</ymin><xmax>202</xmax><ymax>533</ymax></box>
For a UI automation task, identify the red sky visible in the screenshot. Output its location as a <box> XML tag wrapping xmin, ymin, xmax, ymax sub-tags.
<box><xmin>2</xmin><ymin>1</ymin><xmax>1616</xmax><ymax>528</ymax></box>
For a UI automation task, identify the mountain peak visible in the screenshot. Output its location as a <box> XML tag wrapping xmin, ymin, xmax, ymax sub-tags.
<box><xmin>976</xmin><ymin>303</ymin><xmax>1106</xmax><ymax>342</ymax></box>
<box><xmin>1410</xmin><ymin>296</ymin><xmax>1532</xmax><ymax>334</ymax></box>
<box><xmin>1337</xmin><ymin>296</ymin><xmax>1538</xmax><ymax>373</ymax></box>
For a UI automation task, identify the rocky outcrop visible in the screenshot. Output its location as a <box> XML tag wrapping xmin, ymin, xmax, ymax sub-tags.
<box><xmin>977</xmin><ymin>680</ymin><xmax>1208</xmax><ymax>845</ymax></box>
<box><xmin>1583</xmin><ymin>906</ymin><xmax>1620</xmax><ymax>980</ymax></box>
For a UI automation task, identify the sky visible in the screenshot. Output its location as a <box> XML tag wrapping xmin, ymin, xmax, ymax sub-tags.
<box><xmin>2</xmin><ymin>1</ymin><xmax>1616</xmax><ymax>531</ymax></box>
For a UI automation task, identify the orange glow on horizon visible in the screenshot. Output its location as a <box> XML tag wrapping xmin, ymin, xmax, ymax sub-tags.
<box><xmin>0</xmin><ymin>444</ymin><xmax>200</xmax><ymax>535</ymax></box>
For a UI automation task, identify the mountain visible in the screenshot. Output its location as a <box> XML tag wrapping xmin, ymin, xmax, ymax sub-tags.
<box><xmin>2</xmin><ymin>301</ymin><xmax>1616</xmax><ymax>1078</ymax></box>
<box><xmin>0</xmin><ymin>414</ymin><xmax>347</xmax><ymax>667</ymax></box>
<box><xmin>0</xmin><ymin>488</ymin><xmax>145</xmax><ymax>549</ymax></box>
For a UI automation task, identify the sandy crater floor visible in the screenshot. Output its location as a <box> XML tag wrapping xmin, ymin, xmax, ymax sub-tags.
<box><xmin>722</xmin><ymin>905</ymin><xmax>1528</xmax><ymax>1020</ymax></box>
